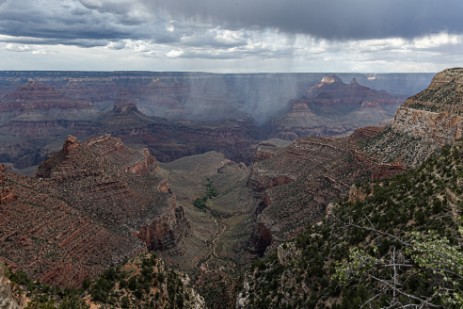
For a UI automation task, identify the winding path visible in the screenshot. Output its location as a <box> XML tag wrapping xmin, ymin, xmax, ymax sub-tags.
<box><xmin>195</xmin><ymin>208</ymin><xmax>234</xmax><ymax>270</ymax></box>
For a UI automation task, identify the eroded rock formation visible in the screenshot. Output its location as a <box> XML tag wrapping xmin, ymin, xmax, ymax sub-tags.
<box><xmin>249</xmin><ymin>128</ymin><xmax>405</xmax><ymax>252</ymax></box>
<box><xmin>270</xmin><ymin>75</ymin><xmax>404</xmax><ymax>139</ymax></box>
<box><xmin>367</xmin><ymin>68</ymin><xmax>463</xmax><ymax>167</ymax></box>
<box><xmin>0</xmin><ymin>135</ymin><xmax>188</xmax><ymax>287</ymax></box>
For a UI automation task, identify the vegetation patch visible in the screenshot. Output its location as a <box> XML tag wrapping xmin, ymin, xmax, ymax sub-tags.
<box><xmin>242</xmin><ymin>142</ymin><xmax>463</xmax><ymax>308</ymax></box>
<box><xmin>193</xmin><ymin>178</ymin><xmax>218</xmax><ymax>210</ymax></box>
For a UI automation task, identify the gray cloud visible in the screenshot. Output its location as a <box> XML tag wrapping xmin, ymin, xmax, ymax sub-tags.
<box><xmin>0</xmin><ymin>0</ymin><xmax>460</xmax><ymax>49</ymax></box>
<box><xmin>0</xmin><ymin>0</ymin><xmax>164</xmax><ymax>47</ymax></box>
<box><xmin>147</xmin><ymin>0</ymin><xmax>463</xmax><ymax>40</ymax></box>
<box><xmin>0</xmin><ymin>0</ymin><xmax>461</xmax><ymax>72</ymax></box>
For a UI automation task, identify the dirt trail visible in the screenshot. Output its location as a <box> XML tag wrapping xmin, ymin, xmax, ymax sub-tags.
<box><xmin>195</xmin><ymin>209</ymin><xmax>231</xmax><ymax>270</ymax></box>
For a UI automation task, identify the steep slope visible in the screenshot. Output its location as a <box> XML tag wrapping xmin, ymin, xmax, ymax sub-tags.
<box><xmin>0</xmin><ymin>81</ymin><xmax>91</xmax><ymax>113</ymax></box>
<box><xmin>270</xmin><ymin>75</ymin><xmax>403</xmax><ymax>139</ymax></box>
<box><xmin>0</xmin><ymin>81</ymin><xmax>99</xmax><ymax>169</ymax></box>
<box><xmin>249</xmin><ymin>127</ymin><xmax>404</xmax><ymax>253</ymax></box>
<box><xmin>156</xmin><ymin>152</ymin><xmax>257</xmax><ymax>307</ymax></box>
<box><xmin>36</xmin><ymin>135</ymin><xmax>188</xmax><ymax>250</ymax></box>
<box><xmin>1</xmin><ymin>254</ymin><xmax>205</xmax><ymax>308</ymax></box>
<box><xmin>0</xmin><ymin>135</ymin><xmax>188</xmax><ymax>287</ymax></box>
<box><xmin>239</xmin><ymin>141</ymin><xmax>463</xmax><ymax>308</ymax></box>
<box><xmin>238</xmin><ymin>68</ymin><xmax>463</xmax><ymax>308</ymax></box>
<box><xmin>367</xmin><ymin>67</ymin><xmax>463</xmax><ymax>166</ymax></box>
<box><xmin>0</xmin><ymin>81</ymin><xmax>98</xmax><ymax>133</ymax></box>
<box><xmin>0</xmin><ymin>163</ymin><xmax>143</xmax><ymax>288</ymax></box>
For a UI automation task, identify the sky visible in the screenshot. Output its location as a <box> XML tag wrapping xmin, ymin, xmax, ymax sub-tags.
<box><xmin>0</xmin><ymin>0</ymin><xmax>462</xmax><ymax>72</ymax></box>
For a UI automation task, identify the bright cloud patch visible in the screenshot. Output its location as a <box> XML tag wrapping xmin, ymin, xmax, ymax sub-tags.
<box><xmin>166</xmin><ymin>49</ymin><xmax>184</xmax><ymax>58</ymax></box>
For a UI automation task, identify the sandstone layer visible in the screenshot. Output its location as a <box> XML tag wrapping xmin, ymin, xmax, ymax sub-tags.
<box><xmin>0</xmin><ymin>135</ymin><xmax>188</xmax><ymax>287</ymax></box>
<box><xmin>367</xmin><ymin>68</ymin><xmax>463</xmax><ymax>167</ymax></box>
<box><xmin>249</xmin><ymin>127</ymin><xmax>405</xmax><ymax>253</ymax></box>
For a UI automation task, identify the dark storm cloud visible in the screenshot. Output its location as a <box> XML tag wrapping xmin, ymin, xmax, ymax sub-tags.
<box><xmin>1</xmin><ymin>0</ymin><xmax>461</xmax><ymax>70</ymax></box>
<box><xmin>0</xmin><ymin>0</ymin><xmax>176</xmax><ymax>47</ymax></box>
<box><xmin>148</xmin><ymin>0</ymin><xmax>463</xmax><ymax>40</ymax></box>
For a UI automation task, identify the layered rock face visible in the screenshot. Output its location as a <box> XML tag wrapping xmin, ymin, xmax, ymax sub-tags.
<box><xmin>0</xmin><ymin>81</ymin><xmax>99</xmax><ymax>168</ymax></box>
<box><xmin>367</xmin><ymin>68</ymin><xmax>463</xmax><ymax>167</ymax></box>
<box><xmin>0</xmin><ymin>163</ymin><xmax>144</xmax><ymax>287</ymax></box>
<box><xmin>143</xmin><ymin>117</ymin><xmax>259</xmax><ymax>164</ymax></box>
<box><xmin>0</xmin><ymin>79</ymin><xmax>260</xmax><ymax>168</ymax></box>
<box><xmin>0</xmin><ymin>135</ymin><xmax>188</xmax><ymax>287</ymax></box>
<box><xmin>270</xmin><ymin>75</ymin><xmax>404</xmax><ymax>140</ymax></box>
<box><xmin>0</xmin><ymin>72</ymin><xmax>433</xmax><ymax>169</ymax></box>
<box><xmin>249</xmin><ymin>129</ymin><xmax>405</xmax><ymax>253</ymax></box>
<box><xmin>0</xmin><ymin>80</ymin><xmax>96</xmax><ymax>132</ymax></box>
<box><xmin>393</xmin><ymin>68</ymin><xmax>463</xmax><ymax>144</ymax></box>
<box><xmin>0</xmin><ymin>81</ymin><xmax>90</xmax><ymax>111</ymax></box>
<box><xmin>392</xmin><ymin>107</ymin><xmax>463</xmax><ymax>145</ymax></box>
<box><xmin>36</xmin><ymin>135</ymin><xmax>188</xmax><ymax>249</ymax></box>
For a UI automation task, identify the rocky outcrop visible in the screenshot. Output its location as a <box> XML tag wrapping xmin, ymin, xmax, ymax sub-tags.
<box><xmin>137</xmin><ymin>196</ymin><xmax>189</xmax><ymax>250</ymax></box>
<box><xmin>0</xmin><ymin>265</ymin><xmax>21</xmax><ymax>309</ymax></box>
<box><xmin>392</xmin><ymin>68</ymin><xmax>463</xmax><ymax>145</ymax></box>
<box><xmin>367</xmin><ymin>68</ymin><xmax>463</xmax><ymax>167</ymax></box>
<box><xmin>403</xmin><ymin>67</ymin><xmax>463</xmax><ymax>113</ymax></box>
<box><xmin>37</xmin><ymin>135</ymin><xmax>188</xmax><ymax>244</ymax></box>
<box><xmin>392</xmin><ymin>107</ymin><xmax>463</xmax><ymax>145</ymax></box>
<box><xmin>0</xmin><ymin>135</ymin><xmax>188</xmax><ymax>287</ymax></box>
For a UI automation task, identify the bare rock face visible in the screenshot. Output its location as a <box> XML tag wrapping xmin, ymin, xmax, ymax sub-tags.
<box><xmin>249</xmin><ymin>129</ymin><xmax>405</xmax><ymax>252</ymax></box>
<box><xmin>0</xmin><ymin>81</ymin><xmax>95</xmax><ymax>135</ymax></box>
<box><xmin>0</xmin><ymin>135</ymin><xmax>188</xmax><ymax>287</ymax></box>
<box><xmin>138</xmin><ymin>196</ymin><xmax>189</xmax><ymax>250</ymax></box>
<box><xmin>392</xmin><ymin>68</ymin><xmax>463</xmax><ymax>145</ymax></box>
<box><xmin>368</xmin><ymin>68</ymin><xmax>463</xmax><ymax>167</ymax></box>
<box><xmin>392</xmin><ymin>107</ymin><xmax>463</xmax><ymax>145</ymax></box>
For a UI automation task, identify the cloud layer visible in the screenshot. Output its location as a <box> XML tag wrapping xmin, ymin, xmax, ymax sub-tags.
<box><xmin>0</xmin><ymin>0</ymin><xmax>462</xmax><ymax>72</ymax></box>
<box><xmin>148</xmin><ymin>0</ymin><xmax>463</xmax><ymax>40</ymax></box>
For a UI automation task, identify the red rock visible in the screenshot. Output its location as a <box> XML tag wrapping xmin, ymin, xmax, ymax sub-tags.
<box><xmin>0</xmin><ymin>135</ymin><xmax>188</xmax><ymax>287</ymax></box>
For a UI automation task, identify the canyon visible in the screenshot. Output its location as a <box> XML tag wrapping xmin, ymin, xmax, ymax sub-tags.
<box><xmin>4</xmin><ymin>69</ymin><xmax>459</xmax><ymax>307</ymax></box>
<box><xmin>0</xmin><ymin>72</ymin><xmax>432</xmax><ymax>170</ymax></box>
<box><xmin>238</xmin><ymin>67</ymin><xmax>463</xmax><ymax>308</ymax></box>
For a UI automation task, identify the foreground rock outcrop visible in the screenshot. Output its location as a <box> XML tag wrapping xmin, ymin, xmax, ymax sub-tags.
<box><xmin>366</xmin><ymin>67</ymin><xmax>463</xmax><ymax>166</ymax></box>
<box><xmin>0</xmin><ymin>135</ymin><xmax>188</xmax><ymax>287</ymax></box>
